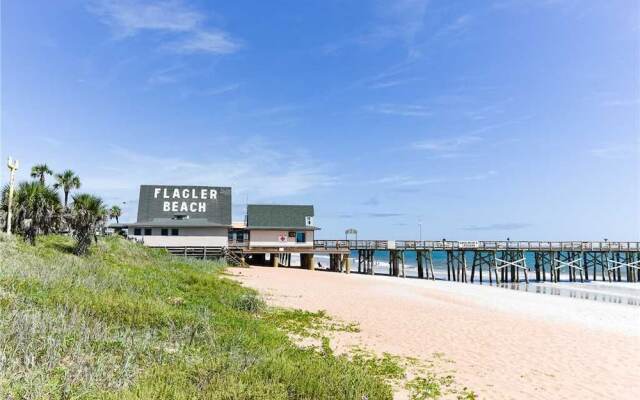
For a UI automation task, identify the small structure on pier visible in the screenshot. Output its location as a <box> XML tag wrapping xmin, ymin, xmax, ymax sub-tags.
<box><xmin>246</xmin><ymin>204</ymin><xmax>317</xmax><ymax>248</ymax></box>
<box><xmin>240</xmin><ymin>204</ymin><xmax>320</xmax><ymax>268</ymax></box>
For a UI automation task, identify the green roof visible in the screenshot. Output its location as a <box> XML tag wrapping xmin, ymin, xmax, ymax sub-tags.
<box><xmin>247</xmin><ymin>204</ymin><xmax>315</xmax><ymax>229</ymax></box>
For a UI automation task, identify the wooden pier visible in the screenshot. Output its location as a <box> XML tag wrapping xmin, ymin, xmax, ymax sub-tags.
<box><xmin>163</xmin><ymin>239</ymin><xmax>640</xmax><ymax>284</ymax></box>
<box><xmin>312</xmin><ymin>240</ymin><xmax>640</xmax><ymax>283</ymax></box>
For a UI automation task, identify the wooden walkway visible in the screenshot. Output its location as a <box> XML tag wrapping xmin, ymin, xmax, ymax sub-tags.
<box><xmin>313</xmin><ymin>240</ymin><xmax>640</xmax><ymax>284</ymax></box>
<box><xmin>159</xmin><ymin>240</ymin><xmax>640</xmax><ymax>284</ymax></box>
<box><xmin>313</xmin><ymin>240</ymin><xmax>640</xmax><ymax>252</ymax></box>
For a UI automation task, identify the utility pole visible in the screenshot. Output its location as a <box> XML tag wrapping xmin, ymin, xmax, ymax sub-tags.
<box><xmin>6</xmin><ymin>157</ymin><xmax>19</xmax><ymax>234</ymax></box>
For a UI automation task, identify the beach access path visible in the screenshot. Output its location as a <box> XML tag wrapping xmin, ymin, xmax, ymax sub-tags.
<box><xmin>229</xmin><ymin>266</ymin><xmax>640</xmax><ymax>400</ymax></box>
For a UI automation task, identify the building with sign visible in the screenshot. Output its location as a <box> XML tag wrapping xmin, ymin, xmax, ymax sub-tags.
<box><xmin>114</xmin><ymin>185</ymin><xmax>232</xmax><ymax>247</ymax></box>
<box><xmin>113</xmin><ymin>186</ymin><xmax>319</xmax><ymax>261</ymax></box>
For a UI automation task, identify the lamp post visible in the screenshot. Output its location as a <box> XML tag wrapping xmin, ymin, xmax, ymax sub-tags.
<box><xmin>6</xmin><ymin>157</ymin><xmax>19</xmax><ymax>235</ymax></box>
<box><xmin>345</xmin><ymin>228</ymin><xmax>358</xmax><ymax>244</ymax></box>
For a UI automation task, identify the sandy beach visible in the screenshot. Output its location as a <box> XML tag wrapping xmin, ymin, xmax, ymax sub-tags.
<box><xmin>229</xmin><ymin>266</ymin><xmax>640</xmax><ymax>400</ymax></box>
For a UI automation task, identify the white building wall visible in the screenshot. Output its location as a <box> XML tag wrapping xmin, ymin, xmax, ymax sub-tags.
<box><xmin>130</xmin><ymin>227</ymin><xmax>228</xmax><ymax>247</ymax></box>
<box><xmin>249</xmin><ymin>229</ymin><xmax>314</xmax><ymax>248</ymax></box>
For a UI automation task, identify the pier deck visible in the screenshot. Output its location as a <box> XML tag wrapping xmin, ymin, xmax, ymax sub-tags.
<box><xmin>161</xmin><ymin>240</ymin><xmax>640</xmax><ymax>284</ymax></box>
<box><xmin>312</xmin><ymin>240</ymin><xmax>640</xmax><ymax>252</ymax></box>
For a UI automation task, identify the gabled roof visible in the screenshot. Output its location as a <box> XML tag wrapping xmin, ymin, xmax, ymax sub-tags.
<box><xmin>247</xmin><ymin>204</ymin><xmax>317</xmax><ymax>230</ymax></box>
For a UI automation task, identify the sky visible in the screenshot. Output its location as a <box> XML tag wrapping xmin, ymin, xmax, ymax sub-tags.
<box><xmin>1</xmin><ymin>0</ymin><xmax>639</xmax><ymax>240</ymax></box>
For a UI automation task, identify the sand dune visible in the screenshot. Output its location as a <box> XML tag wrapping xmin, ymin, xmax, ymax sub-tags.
<box><xmin>229</xmin><ymin>267</ymin><xmax>640</xmax><ymax>400</ymax></box>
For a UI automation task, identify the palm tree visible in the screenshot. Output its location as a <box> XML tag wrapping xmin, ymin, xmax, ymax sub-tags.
<box><xmin>10</xmin><ymin>181</ymin><xmax>62</xmax><ymax>244</ymax></box>
<box><xmin>30</xmin><ymin>164</ymin><xmax>53</xmax><ymax>185</ymax></box>
<box><xmin>68</xmin><ymin>193</ymin><xmax>106</xmax><ymax>255</ymax></box>
<box><xmin>53</xmin><ymin>169</ymin><xmax>81</xmax><ymax>207</ymax></box>
<box><xmin>109</xmin><ymin>205</ymin><xmax>122</xmax><ymax>224</ymax></box>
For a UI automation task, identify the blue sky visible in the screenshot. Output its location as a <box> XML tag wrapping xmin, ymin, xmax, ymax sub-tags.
<box><xmin>1</xmin><ymin>0</ymin><xmax>639</xmax><ymax>240</ymax></box>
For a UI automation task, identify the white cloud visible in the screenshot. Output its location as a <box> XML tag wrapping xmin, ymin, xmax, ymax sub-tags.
<box><xmin>167</xmin><ymin>31</ymin><xmax>240</xmax><ymax>54</ymax></box>
<box><xmin>369</xmin><ymin>77</ymin><xmax>425</xmax><ymax>89</ymax></box>
<box><xmin>81</xmin><ymin>138</ymin><xmax>337</xmax><ymax>220</ymax></box>
<box><xmin>91</xmin><ymin>0</ymin><xmax>202</xmax><ymax>36</ymax></box>
<box><xmin>370</xmin><ymin>170</ymin><xmax>496</xmax><ymax>187</ymax></box>
<box><xmin>376</xmin><ymin>0</ymin><xmax>429</xmax><ymax>42</ymax></box>
<box><xmin>492</xmin><ymin>0</ymin><xmax>567</xmax><ymax>9</ymax></box>
<box><xmin>202</xmin><ymin>83</ymin><xmax>241</xmax><ymax>96</ymax></box>
<box><xmin>322</xmin><ymin>0</ymin><xmax>429</xmax><ymax>56</ymax></box>
<box><xmin>372</xmin><ymin>175</ymin><xmax>442</xmax><ymax>186</ymax></box>
<box><xmin>411</xmin><ymin>135</ymin><xmax>482</xmax><ymax>152</ymax></box>
<box><xmin>90</xmin><ymin>0</ymin><xmax>241</xmax><ymax>54</ymax></box>
<box><xmin>408</xmin><ymin>117</ymin><xmax>531</xmax><ymax>157</ymax></box>
<box><xmin>146</xmin><ymin>64</ymin><xmax>185</xmax><ymax>85</ymax></box>
<box><xmin>435</xmin><ymin>14</ymin><xmax>473</xmax><ymax>38</ymax></box>
<box><xmin>365</xmin><ymin>104</ymin><xmax>432</xmax><ymax>117</ymax></box>
<box><xmin>463</xmin><ymin>170</ymin><xmax>498</xmax><ymax>181</ymax></box>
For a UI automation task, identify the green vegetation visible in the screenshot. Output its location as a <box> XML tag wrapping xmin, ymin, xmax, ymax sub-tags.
<box><xmin>260</xmin><ymin>301</ymin><xmax>478</xmax><ymax>399</ymax></box>
<box><xmin>263</xmin><ymin>308</ymin><xmax>360</xmax><ymax>338</ymax></box>
<box><xmin>404</xmin><ymin>354</ymin><xmax>477</xmax><ymax>400</ymax></box>
<box><xmin>406</xmin><ymin>374</ymin><xmax>453</xmax><ymax>400</ymax></box>
<box><xmin>349</xmin><ymin>348</ymin><xmax>406</xmax><ymax>382</ymax></box>
<box><xmin>68</xmin><ymin>193</ymin><xmax>107</xmax><ymax>255</ymax></box>
<box><xmin>108</xmin><ymin>205</ymin><xmax>122</xmax><ymax>224</ymax></box>
<box><xmin>30</xmin><ymin>163</ymin><xmax>53</xmax><ymax>185</ymax></box>
<box><xmin>0</xmin><ymin>234</ymin><xmax>392</xmax><ymax>399</ymax></box>
<box><xmin>1</xmin><ymin>163</ymin><xmax>112</xmax><ymax>254</ymax></box>
<box><xmin>53</xmin><ymin>169</ymin><xmax>81</xmax><ymax>208</ymax></box>
<box><xmin>8</xmin><ymin>181</ymin><xmax>62</xmax><ymax>244</ymax></box>
<box><xmin>341</xmin><ymin>348</ymin><xmax>476</xmax><ymax>400</ymax></box>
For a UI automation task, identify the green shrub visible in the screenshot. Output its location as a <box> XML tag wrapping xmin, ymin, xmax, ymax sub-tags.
<box><xmin>232</xmin><ymin>293</ymin><xmax>263</xmax><ymax>314</ymax></box>
<box><xmin>0</xmin><ymin>235</ymin><xmax>392</xmax><ymax>399</ymax></box>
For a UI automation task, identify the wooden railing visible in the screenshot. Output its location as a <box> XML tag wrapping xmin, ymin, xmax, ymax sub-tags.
<box><xmin>228</xmin><ymin>240</ymin><xmax>249</xmax><ymax>248</ymax></box>
<box><xmin>313</xmin><ymin>240</ymin><xmax>640</xmax><ymax>252</ymax></box>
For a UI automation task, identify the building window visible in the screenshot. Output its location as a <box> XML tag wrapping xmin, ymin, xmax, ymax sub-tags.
<box><xmin>296</xmin><ymin>232</ymin><xmax>306</xmax><ymax>243</ymax></box>
<box><xmin>133</xmin><ymin>228</ymin><xmax>141</xmax><ymax>236</ymax></box>
<box><xmin>144</xmin><ymin>228</ymin><xmax>152</xmax><ymax>236</ymax></box>
<box><xmin>171</xmin><ymin>229</ymin><xmax>179</xmax><ymax>236</ymax></box>
<box><xmin>228</xmin><ymin>230</ymin><xmax>245</xmax><ymax>242</ymax></box>
<box><xmin>288</xmin><ymin>231</ymin><xmax>296</xmax><ymax>238</ymax></box>
<box><xmin>161</xmin><ymin>228</ymin><xmax>169</xmax><ymax>236</ymax></box>
<box><xmin>305</xmin><ymin>216</ymin><xmax>314</xmax><ymax>226</ymax></box>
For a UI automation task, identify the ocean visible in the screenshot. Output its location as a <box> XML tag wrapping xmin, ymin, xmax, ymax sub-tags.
<box><xmin>302</xmin><ymin>251</ymin><xmax>640</xmax><ymax>307</ymax></box>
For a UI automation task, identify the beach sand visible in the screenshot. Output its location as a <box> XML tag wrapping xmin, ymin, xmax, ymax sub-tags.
<box><xmin>229</xmin><ymin>266</ymin><xmax>640</xmax><ymax>400</ymax></box>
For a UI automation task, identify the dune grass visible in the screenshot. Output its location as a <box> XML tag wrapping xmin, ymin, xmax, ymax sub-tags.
<box><xmin>0</xmin><ymin>234</ymin><xmax>392</xmax><ymax>399</ymax></box>
<box><xmin>263</xmin><ymin>308</ymin><xmax>360</xmax><ymax>338</ymax></box>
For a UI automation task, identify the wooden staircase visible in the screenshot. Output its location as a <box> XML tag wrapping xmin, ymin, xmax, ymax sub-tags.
<box><xmin>223</xmin><ymin>248</ymin><xmax>247</xmax><ymax>267</ymax></box>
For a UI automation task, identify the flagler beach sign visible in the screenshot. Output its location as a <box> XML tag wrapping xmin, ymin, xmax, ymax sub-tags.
<box><xmin>154</xmin><ymin>187</ymin><xmax>218</xmax><ymax>213</ymax></box>
<box><xmin>136</xmin><ymin>185</ymin><xmax>232</xmax><ymax>225</ymax></box>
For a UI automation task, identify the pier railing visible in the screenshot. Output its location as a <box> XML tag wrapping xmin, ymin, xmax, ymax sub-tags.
<box><xmin>313</xmin><ymin>240</ymin><xmax>640</xmax><ymax>252</ymax></box>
